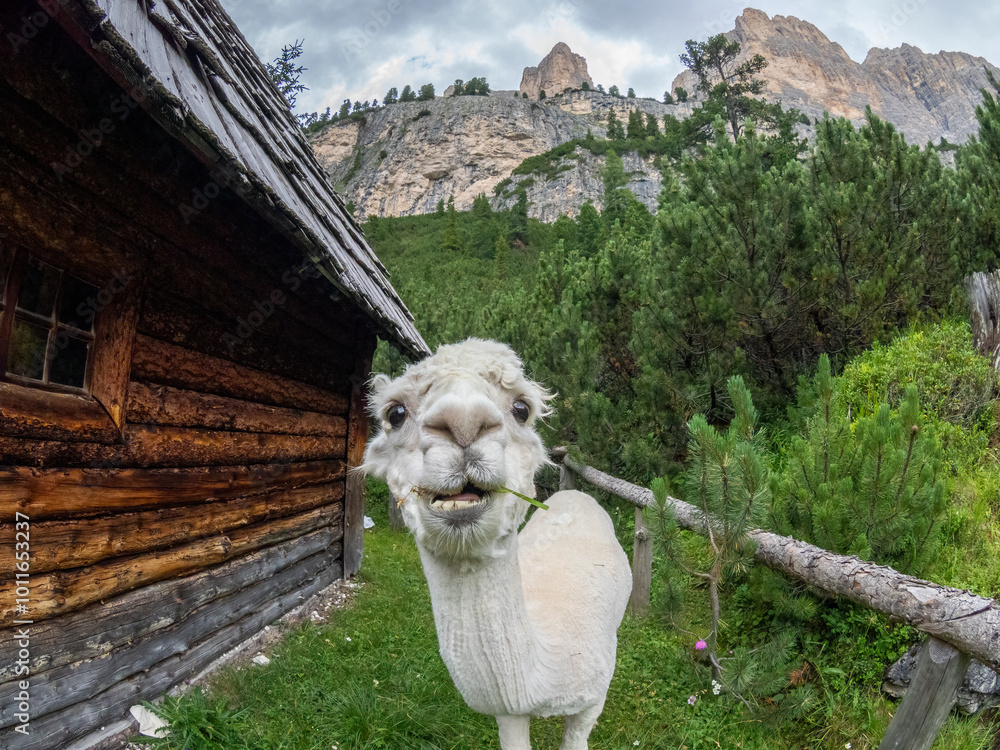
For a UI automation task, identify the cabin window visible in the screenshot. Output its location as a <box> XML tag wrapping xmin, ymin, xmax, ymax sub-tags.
<box><xmin>0</xmin><ymin>245</ymin><xmax>99</xmax><ymax>393</ymax></box>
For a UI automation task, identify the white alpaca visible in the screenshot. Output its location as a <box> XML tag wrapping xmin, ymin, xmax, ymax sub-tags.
<box><xmin>363</xmin><ymin>338</ymin><xmax>631</xmax><ymax>750</ymax></box>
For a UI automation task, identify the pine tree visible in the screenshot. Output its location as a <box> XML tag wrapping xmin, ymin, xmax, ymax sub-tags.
<box><xmin>954</xmin><ymin>69</ymin><xmax>1000</xmax><ymax>272</ymax></box>
<box><xmin>771</xmin><ymin>355</ymin><xmax>948</xmax><ymax>574</ymax></box>
<box><xmin>400</xmin><ymin>85</ymin><xmax>417</xmax><ymax>102</ymax></box>
<box><xmin>645</xmin><ymin>112</ymin><xmax>660</xmax><ymax>138</ymax></box>
<box><xmin>656</xmin><ymin>376</ymin><xmax>769</xmax><ymax>683</ymax></box>
<box><xmin>626</xmin><ymin>110</ymin><xmax>645</xmax><ymax>139</ymax></box>
<box><xmin>417</xmin><ymin>83</ymin><xmax>435</xmax><ymax>101</ymax></box>
<box><xmin>675</xmin><ymin>86</ymin><xmax>688</xmax><ymax>102</ymax></box>
<box><xmin>680</xmin><ymin>34</ymin><xmax>780</xmax><ymax>140</ymax></box>
<box><xmin>627</xmin><ymin>87</ymin><xmax>636</xmax><ymax>98</ymax></box>
<box><xmin>444</xmin><ymin>195</ymin><xmax>462</xmax><ymax>252</ymax></box>
<box><xmin>493</xmin><ymin>235</ymin><xmax>511</xmax><ymax>280</ymax></box>
<box><xmin>266</xmin><ymin>40</ymin><xmax>308</xmax><ymax>110</ymax></box>
<box><xmin>383</xmin><ymin>87</ymin><xmax>398</xmax><ymax>105</ymax></box>
<box><xmin>606</xmin><ymin>110</ymin><xmax>625</xmax><ymax>141</ymax></box>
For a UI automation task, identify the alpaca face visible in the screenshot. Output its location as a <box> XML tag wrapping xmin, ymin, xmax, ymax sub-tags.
<box><xmin>363</xmin><ymin>339</ymin><xmax>552</xmax><ymax>561</ymax></box>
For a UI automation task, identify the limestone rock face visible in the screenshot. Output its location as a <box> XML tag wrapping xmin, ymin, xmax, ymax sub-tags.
<box><xmin>519</xmin><ymin>42</ymin><xmax>594</xmax><ymax>100</ymax></box>
<box><xmin>670</xmin><ymin>8</ymin><xmax>1000</xmax><ymax>145</ymax></box>
<box><xmin>311</xmin><ymin>91</ymin><xmax>683</xmax><ymax>220</ymax></box>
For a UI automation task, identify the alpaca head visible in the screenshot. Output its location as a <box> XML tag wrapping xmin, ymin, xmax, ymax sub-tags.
<box><xmin>363</xmin><ymin>339</ymin><xmax>553</xmax><ymax>561</ymax></box>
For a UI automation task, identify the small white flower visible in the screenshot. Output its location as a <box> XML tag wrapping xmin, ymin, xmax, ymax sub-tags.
<box><xmin>712</xmin><ymin>679</ymin><xmax>721</xmax><ymax>695</ymax></box>
<box><xmin>634</xmin><ymin>742</ymin><xmax>640</xmax><ymax>747</ymax></box>
<box><xmin>346</xmin><ymin>636</ymin><xmax>352</xmax><ymax>642</ymax></box>
<box><xmin>845</xmin><ymin>744</ymin><xmax>851</xmax><ymax>749</ymax></box>
<box><xmin>373</xmin><ymin>679</ymin><xmax>379</xmax><ymax>687</ymax></box>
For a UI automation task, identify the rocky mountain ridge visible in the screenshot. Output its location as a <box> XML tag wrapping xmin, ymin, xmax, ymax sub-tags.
<box><xmin>670</xmin><ymin>8</ymin><xmax>1000</xmax><ymax>147</ymax></box>
<box><xmin>313</xmin><ymin>11</ymin><xmax>999</xmax><ymax>220</ymax></box>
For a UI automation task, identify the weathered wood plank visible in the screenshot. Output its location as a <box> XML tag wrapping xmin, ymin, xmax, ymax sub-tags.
<box><xmin>127</xmin><ymin>382</ymin><xmax>347</xmax><ymax>437</ymax></box>
<box><xmin>0</xmin><ymin>383</ymin><xmax>120</xmax><ymax>444</ymax></box>
<box><xmin>0</xmin><ymin>504</ymin><xmax>342</xmax><ymax>626</ymax></box>
<box><xmin>0</xmin><ymin>481</ymin><xmax>343</xmax><ymax>573</ymax></box>
<box><xmin>0</xmin><ymin>460</ymin><xmax>343</xmax><ymax>520</ymax></box>
<box><xmin>0</xmin><ymin>552</ymin><xmax>345</xmax><ymax>749</ymax></box>
<box><xmin>630</xmin><ymin>505</ymin><xmax>652</xmax><ymax>618</ymax></box>
<box><xmin>0</xmin><ymin>527</ymin><xmax>339</xmax><ymax>681</ymax></box>
<box><xmin>878</xmin><ymin>636</ymin><xmax>971</xmax><ymax>750</ymax></box>
<box><xmin>0</xmin><ymin>424</ymin><xmax>345</xmax><ymax>469</ymax></box>
<box><xmin>344</xmin><ymin>331</ymin><xmax>375</xmax><ymax>576</ymax></box>
<box><xmin>89</xmin><ymin>260</ymin><xmax>143</xmax><ymax>430</ymax></box>
<box><xmin>0</xmin><ymin>542</ymin><xmax>341</xmax><ymax>728</ymax></box>
<box><xmin>139</xmin><ymin>285</ymin><xmax>354</xmax><ymax>390</ymax></box>
<box><xmin>132</xmin><ymin>334</ymin><xmax>350</xmax><ymax>414</ymax></box>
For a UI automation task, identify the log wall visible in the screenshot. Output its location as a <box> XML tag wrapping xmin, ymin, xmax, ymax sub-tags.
<box><xmin>0</xmin><ymin>5</ymin><xmax>373</xmax><ymax>746</ymax></box>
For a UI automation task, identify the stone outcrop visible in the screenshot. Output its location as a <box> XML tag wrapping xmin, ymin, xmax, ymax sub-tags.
<box><xmin>311</xmin><ymin>91</ymin><xmax>686</xmax><ymax>220</ymax></box>
<box><xmin>670</xmin><ymin>8</ymin><xmax>1000</xmax><ymax>145</ymax></box>
<box><xmin>519</xmin><ymin>42</ymin><xmax>594</xmax><ymax>100</ymax></box>
<box><xmin>884</xmin><ymin>641</ymin><xmax>1000</xmax><ymax>715</ymax></box>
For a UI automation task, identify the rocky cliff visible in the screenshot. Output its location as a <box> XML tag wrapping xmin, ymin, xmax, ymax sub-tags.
<box><xmin>314</xmin><ymin>11</ymin><xmax>1000</xmax><ymax>221</ymax></box>
<box><xmin>311</xmin><ymin>91</ymin><xmax>687</xmax><ymax>219</ymax></box>
<box><xmin>670</xmin><ymin>8</ymin><xmax>1000</xmax><ymax>146</ymax></box>
<box><xmin>519</xmin><ymin>42</ymin><xmax>594</xmax><ymax>100</ymax></box>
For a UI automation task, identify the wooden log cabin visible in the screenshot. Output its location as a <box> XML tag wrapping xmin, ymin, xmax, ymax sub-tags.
<box><xmin>0</xmin><ymin>0</ymin><xmax>428</xmax><ymax>746</ymax></box>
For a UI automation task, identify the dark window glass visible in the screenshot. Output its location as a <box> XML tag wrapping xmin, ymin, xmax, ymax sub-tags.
<box><xmin>8</xmin><ymin>317</ymin><xmax>48</xmax><ymax>380</ymax></box>
<box><xmin>49</xmin><ymin>335</ymin><xmax>89</xmax><ymax>389</ymax></box>
<box><xmin>58</xmin><ymin>275</ymin><xmax>99</xmax><ymax>333</ymax></box>
<box><xmin>17</xmin><ymin>257</ymin><xmax>60</xmax><ymax>318</ymax></box>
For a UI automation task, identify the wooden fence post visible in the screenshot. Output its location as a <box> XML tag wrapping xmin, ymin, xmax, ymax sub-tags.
<box><xmin>878</xmin><ymin>636</ymin><xmax>971</xmax><ymax>750</ymax></box>
<box><xmin>630</xmin><ymin>506</ymin><xmax>652</xmax><ymax>617</ymax></box>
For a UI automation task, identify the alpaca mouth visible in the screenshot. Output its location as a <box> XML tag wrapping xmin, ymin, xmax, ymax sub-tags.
<box><xmin>430</xmin><ymin>482</ymin><xmax>489</xmax><ymax>511</ymax></box>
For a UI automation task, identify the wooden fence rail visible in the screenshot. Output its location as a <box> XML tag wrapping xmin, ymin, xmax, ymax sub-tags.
<box><xmin>556</xmin><ymin>451</ymin><xmax>1000</xmax><ymax>750</ymax></box>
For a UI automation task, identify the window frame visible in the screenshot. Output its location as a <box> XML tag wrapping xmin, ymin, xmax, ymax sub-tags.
<box><xmin>0</xmin><ymin>248</ymin><xmax>98</xmax><ymax>395</ymax></box>
<box><xmin>0</xmin><ymin>239</ymin><xmax>140</xmax><ymax>445</ymax></box>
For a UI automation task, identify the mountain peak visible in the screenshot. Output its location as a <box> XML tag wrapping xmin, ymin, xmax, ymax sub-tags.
<box><xmin>519</xmin><ymin>42</ymin><xmax>594</xmax><ymax>100</ymax></box>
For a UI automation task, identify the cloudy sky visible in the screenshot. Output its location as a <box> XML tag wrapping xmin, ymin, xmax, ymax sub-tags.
<box><xmin>220</xmin><ymin>0</ymin><xmax>1000</xmax><ymax>116</ymax></box>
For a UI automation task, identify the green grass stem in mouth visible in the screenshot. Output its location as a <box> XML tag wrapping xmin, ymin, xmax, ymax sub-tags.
<box><xmin>498</xmin><ymin>486</ymin><xmax>549</xmax><ymax>510</ymax></box>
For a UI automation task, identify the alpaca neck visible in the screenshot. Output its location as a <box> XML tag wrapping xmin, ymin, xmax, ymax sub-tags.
<box><xmin>418</xmin><ymin>536</ymin><xmax>549</xmax><ymax>715</ymax></box>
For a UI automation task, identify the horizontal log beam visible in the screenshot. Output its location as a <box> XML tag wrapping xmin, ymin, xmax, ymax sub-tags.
<box><xmin>0</xmin><ymin>552</ymin><xmax>345</xmax><ymax>749</ymax></box>
<box><xmin>132</xmin><ymin>334</ymin><xmax>350</xmax><ymax>414</ymax></box>
<box><xmin>0</xmin><ymin>542</ymin><xmax>341</xmax><ymax>728</ymax></box>
<box><xmin>0</xmin><ymin>481</ymin><xmax>343</xmax><ymax>573</ymax></box>
<box><xmin>0</xmin><ymin>383</ymin><xmax>120</xmax><ymax>444</ymax></box>
<box><xmin>0</xmin><ymin>424</ymin><xmax>345</xmax><ymax>469</ymax></box>
<box><xmin>561</xmin><ymin>454</ymin><xmax>1000</xmax><ymax>672</ymax></box>
<box><xmin>139</xmin><ymin>287</ymin><xmax>353</xmax><ymax>392</ymax></box>
<box><xmin>127</xmin><ymin>382</ymin><xmax>347</xmax><ymax>437</ymax></box>
<box><xmin>0</xmin><ymin>527</ymin><xmax>339</xmax><ymax>681</ymax></box>
<box><xmin>0</xmin><ymin>503</ymin><xmax>342</xmax><ymax>626</ymax></box>
<box><xmin>0</xmin><ymin>459</ymin><xmax>343</xmax><ymax>520</ymax></box>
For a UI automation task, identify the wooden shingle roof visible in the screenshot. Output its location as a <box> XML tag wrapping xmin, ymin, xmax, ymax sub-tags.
<box><xmin>55</xmin><ymin>0</ymin><xmax>429</xmax><ymax>359</ymax></box>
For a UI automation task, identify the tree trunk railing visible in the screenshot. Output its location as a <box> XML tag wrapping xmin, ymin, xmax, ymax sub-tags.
<box><xmin>554</xmin><ymin>450</ymin><xmax>998</xmax><ymax>750</ymax></box>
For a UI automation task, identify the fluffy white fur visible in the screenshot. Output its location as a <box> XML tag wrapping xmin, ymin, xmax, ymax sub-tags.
<box><xmin>363</xmin><ymin>338</ymin><xmax>631</xmax><ymax>750</ymax></box>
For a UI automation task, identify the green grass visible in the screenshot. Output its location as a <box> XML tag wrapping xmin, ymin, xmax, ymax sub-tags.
<box><xmin>135</xmin><ymin>478</ymin><xmax>998</xmax><ymax>750</ymax></box>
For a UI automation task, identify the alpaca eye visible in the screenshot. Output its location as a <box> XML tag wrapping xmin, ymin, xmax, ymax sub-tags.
<box><xmin>387</xmin><ymin>404</ymin><xmax>407</xmax><ymax>429</ymax></box>
<box><xmin>511</xmin><ymin>399</ymin><xmax>530</xmax><ymax>423</ymax></box>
